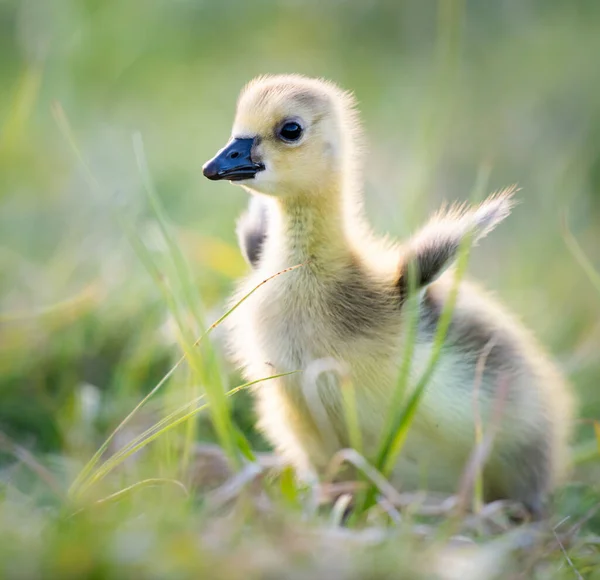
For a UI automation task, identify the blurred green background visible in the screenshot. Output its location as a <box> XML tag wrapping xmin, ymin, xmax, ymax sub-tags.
<box><xmin>1</xmin><ymin>0</ymin><xmax>599</xmax><ymax>470</ymax></box>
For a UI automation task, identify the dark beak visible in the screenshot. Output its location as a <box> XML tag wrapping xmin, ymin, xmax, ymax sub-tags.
<box><xmin>202</xmin><ymin>138</ymin><xmax>264</xmax><ymax>181</ymax></box>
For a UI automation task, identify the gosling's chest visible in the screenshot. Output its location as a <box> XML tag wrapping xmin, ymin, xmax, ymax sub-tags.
<box><xmin>238</xmin><ymin>264</ymin><xmax>402</xmax><ymax>376</ymax></box>
<box><xmin>250</xmin><ymin>269</ymin><xmax>339</xmax><ymax>370</ymax></box>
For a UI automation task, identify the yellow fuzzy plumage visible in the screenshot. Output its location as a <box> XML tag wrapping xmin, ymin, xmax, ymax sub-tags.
<box><xmin>203</xmin><ymin>74</ymin><xmax>575</xmax><ymax>515</ymax></box>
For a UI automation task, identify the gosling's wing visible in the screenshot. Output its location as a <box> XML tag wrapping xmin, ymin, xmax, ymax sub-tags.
<box><xmin>235</xmin><ymin>195</ymin><xmax>270</xmax><ymax>268</ymax></box>
<box><xmin>398</xmin><ymin>186</ymin><xmax>517</xmax><ymax>295</ymax></box>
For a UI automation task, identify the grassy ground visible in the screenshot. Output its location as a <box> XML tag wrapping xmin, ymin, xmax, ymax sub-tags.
<box><xmin>1</xmin><ymin>1</ymin><xmax>600</xmax><ymax>578</ymax></box>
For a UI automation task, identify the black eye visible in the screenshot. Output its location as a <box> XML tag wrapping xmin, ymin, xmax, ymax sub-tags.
<box><xmin>278</xmin><ymin>121</ymin><xmax>303</xmax><ymax>142</ymax></box>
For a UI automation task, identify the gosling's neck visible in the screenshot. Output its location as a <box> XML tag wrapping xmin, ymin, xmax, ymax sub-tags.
<box><xmin>261</xmin><ymin>177</ymin><xmax>362</xmax><ymax>274</ymax></box>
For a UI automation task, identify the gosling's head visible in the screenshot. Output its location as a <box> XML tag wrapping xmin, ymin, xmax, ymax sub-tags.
<box><xmin>202</xmin><ymin>74</ymin><xmax>360</xmax><ymax>197</ymax></box>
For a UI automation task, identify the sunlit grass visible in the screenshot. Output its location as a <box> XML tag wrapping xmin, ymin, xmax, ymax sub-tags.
<box><xmin>53</xmin><ymin>101</ymin><xmax>309</xmax><ymax>502</ymax></box>
<box><xmin>1</xmin><ymin>0</ymin><xmax>600</xmax><ymax>577</ymax></box>
<box><xmin>73</xmin><ymin>371</ymin><xmax>297</xmax><ymax>500</ymax></box>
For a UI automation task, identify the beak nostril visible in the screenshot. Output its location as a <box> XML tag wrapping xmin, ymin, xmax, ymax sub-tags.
<box><xmin>203</xmin><ymin>138</ymin><xmax>262</xmax><ymax>181</ymax></box>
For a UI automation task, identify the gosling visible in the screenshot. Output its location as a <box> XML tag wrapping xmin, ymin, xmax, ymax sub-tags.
<box><xmin>202</xmin><ymin>74</ymin><xmax>574</xmax><ymax>515</ymax></box>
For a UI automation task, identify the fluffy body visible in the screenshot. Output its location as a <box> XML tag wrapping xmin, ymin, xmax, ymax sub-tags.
<box><xmin>207</xmin><ymin>74</ymin><xmax>575</xmax><ymax>513</ymax></box>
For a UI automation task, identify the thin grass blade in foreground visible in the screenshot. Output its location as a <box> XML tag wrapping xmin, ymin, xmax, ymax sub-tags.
<box><xmin>52</xmin><ymin>102</ymin><xmax>190</xmax><ymax>497</ymax></box>
<box><xmin>358</xmin><ymin>172</ymin><xmax>491</xmax><ymax>515</ymax></box>
<box><xmin>382</xmin><ymin>230</ymin><xmax>472</xmax><ymax>473</ymax></box>
<box><xmin>376</xmin><ymin>259</ymin><xmax>419</xmax><ymax>466</ymax></box>
<box><xmin>73</xmin><ymin>372</ymin><xmax>298</xmax><ymax>498</ymax></box>
<box><xmin>69</xmin><ymin>478</ymin><xmax>190</xmax><ymax>518</ymax></box>
<box><xmin>133</xmin><ymin>132</ymin><xmax>208</xmax><ymax>331</ymax></box>
<box><xmin>303</xmin><ymin>358</ymin><xmax>363</xmax><ymax>456</ymax></box>
<box><xmin>0</xmin><ymin>431</ymin><xmax>63</xmax><ymax>497</ymax></box>
<box><xmin>130</xmin><ymin>134</ymin><xmax>238</xmax><ymax>470</ymax></box>
<box><xmin>53</xmin><ymin>102</ymin><xmax>307</xmax><ymax>497</ymax></box>
<box><xmin>69</xmin><ymin>258</ymin><xmax>304</xmax><ymax>498</ymax></box>
<box><xmin>469</xmin><ymin>337</ymin><xmax>497</xmax><ymax>514</ymax></box>
<box><xmin>0</xmin><ymin>64</ymin><xmax>43</xmax><ymax>154</ymax></box>
<box><xmin>344</xmin><ymin>262</ymin><xmax>419</xmax><ymax>523</ymax></box>
<box><xmin>324</xmin><ymin>449</ymin><xmax>407</xmax><ymax>512</ymax></box>
<box><xmin>454</xmin><ymin>375</ymin><xmax>510</xmax><ymax>518</ymax></box>
<box><xmin>562</xmin><ymin>214</ymin><xmax>600</xmax><ymax>298</ymax></box>
<box><xmin>341</xmin><ymin>372</ymin><xmax>363</xmax><ymax>457</ymax></box>
<box><xmin>132</xmin><ymin>133</ymin><xmax>210</xmax><ymax>473</ymax></box>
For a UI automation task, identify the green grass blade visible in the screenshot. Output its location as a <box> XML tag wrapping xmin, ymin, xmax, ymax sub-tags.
<box><xmin>340</xmin><ymin>370</ymin><xmax>363</xmax><ymax>456</ymax></box>
<box><xmin>376</xmin><ymin>164</ymin><xmax>490</xmax><ymax>476</ymax></box>
<box><xmin>132</xmin><ymin>132</ymin><xmax>208</xmax><ymax>329</ymax></box>
<box><xmin>279</xmin><ymin>465</ymin><xmax>300</xmax><ymax>509</ymax></box>
<box><xmin>378</xmin><ymin>169</ymin><xmax>490</xmax><ymax>476</ymax></box>
<box><xmin>376</xmin><ymin>259</ymin><xmax>420</xmax><ymax>465</ymax></box>
<box><xmin>359</xmin><ymin>172</ymin><xmax>491</xmax><ymax>514</ymax></box>
<box><xmin>55</xmin><ymin>98</ymin><xmax>305</xmax><ymax>495</ymax></box>
<box><xmin>54</xmin><ymin>103</ymin><xmax>210</xmax><ymax>493</ymax></box>
<box><xmin>562</xmin><ymin>216</ymin><xmax>600</xmax><ymax>298</ymax></box>
<box><xmin>69</xmin><ymin>350</ymin><xmax>184</xmax><ymax>498</ymax></box>
<box><xmin>369</xmin><ymin>233</ymin><xmax>471</xmax><ymax>511</ymax></box>
<box><xmin>76</xmin><ymin>372</ymin><xmax>298</xmax><ymax>497</ymax></box>
<box><xmin>92</xmin><ymin>478</ymin><xmax>189</xmax><ymax>506</ymax></box>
